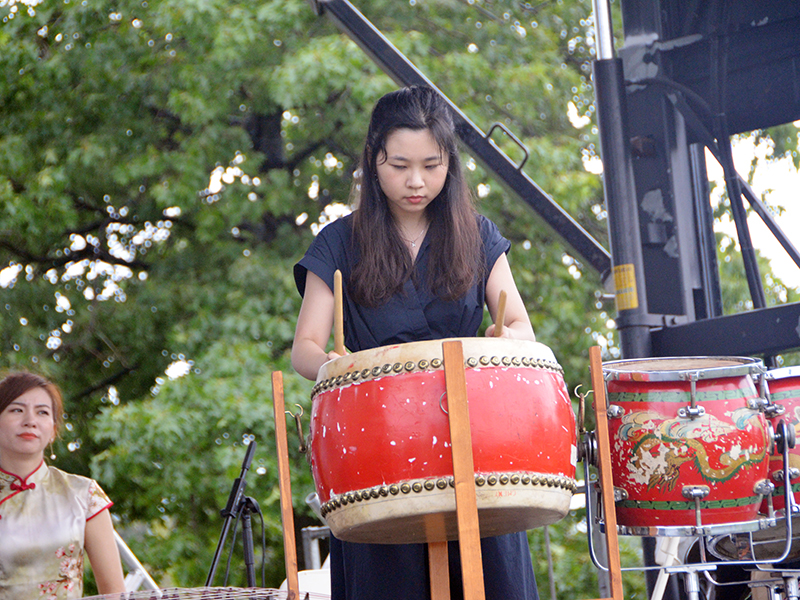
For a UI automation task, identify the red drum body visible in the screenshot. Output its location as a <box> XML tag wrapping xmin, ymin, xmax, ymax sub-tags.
<box><xmin>309</xmin><ymin>338</ymin><xmax>577</xmax><ymax>544</ymax></box>
<box><xmin>761</xmin><ymin>366</ymin><xmax>800</xmax><ymax>512</ymax></box>
<box><xmin>711</xmin><ymin>366</ymin><xmax>800</xmax><ymax>563</ymax></box>
<box><xmin>603</xmin><ymin>357</ymin><xmax>770</xmax><ymax>535</ymax></box>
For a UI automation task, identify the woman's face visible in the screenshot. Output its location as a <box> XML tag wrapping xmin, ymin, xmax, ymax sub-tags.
<box><xmin>376</xmin><ymin>128</ymin><xmax>449</xmax><ymax>221</ymax></box>
<box><xmin>0</xmin><ymin>387</ymin><xmax>55</xmax><ymax>466</ymax></box>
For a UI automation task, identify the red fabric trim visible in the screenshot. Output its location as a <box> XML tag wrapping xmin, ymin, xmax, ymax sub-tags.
<box><xmin>0</xmin><ymin>461</ymin><xmax>43</xmax><ymax>514</ymax></box>
<box><xmin>86</xmin><ymin>501</ymin><xmax>114</xmax><ymax>521</ymax></box>
<box><xmin>0</xmin><ymin>458</ymin><xmax>45</xmax><ymax>482</ymax></box>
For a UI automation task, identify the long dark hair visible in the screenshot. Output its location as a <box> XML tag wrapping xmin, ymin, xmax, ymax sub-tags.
<box><xmin>349</xmin><ymin>86</ymin><xmax>481</xmax><ymax>307</ymax></box>
<box><xmin>0</xmin><ymin>371</ymin><xmax>64</xmax><ymax>436</ymax></box>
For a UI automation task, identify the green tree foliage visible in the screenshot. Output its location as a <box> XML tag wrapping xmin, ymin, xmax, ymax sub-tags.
<box><xmin>0</xmin><ymin>0</ymin><xmax>794</xmax><ymax>595</ymax></box>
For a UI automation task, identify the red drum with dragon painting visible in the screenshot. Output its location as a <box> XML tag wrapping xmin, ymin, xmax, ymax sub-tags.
<box><xmin>603</xmin><ymin>357</ymin><xmax>771</xmax><ymax>535</ymax></box>
<box><xmin>761</xmin><ymin>366</ymin><xmax>800</xmax><ymax>513</ymax></box>
<box><xmin>309</xmin><ymin>338</ymin><xmax>578</xmax><ymax>544</ymax></box>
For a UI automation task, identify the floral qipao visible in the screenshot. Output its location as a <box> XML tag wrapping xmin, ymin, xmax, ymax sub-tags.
<box><xmin>0</xmin><ymin>461</ymin><xmax>113</xmax><ymax>600</ymax></box>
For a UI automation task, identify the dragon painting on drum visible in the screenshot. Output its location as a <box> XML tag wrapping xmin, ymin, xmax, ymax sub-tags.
<box><xmin>603</xmin><ymin>357</ymin><xmax>772</xmax><ymax>533</ymax></box>
<box><xmin>617</xmin><ymin>408</ymin><xmax>768</xmax><ymax>494</ymax></box>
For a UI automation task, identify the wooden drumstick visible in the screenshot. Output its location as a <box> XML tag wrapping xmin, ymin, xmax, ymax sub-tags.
<box><xmin>334</xmin><ymin>269</ymin><xmax>345</xmax><ymax>355</ymax></box>
<box><xmin>493</xmin><ymin>289</ymin><xmax>507</xmax><ymax>337</ymax></box>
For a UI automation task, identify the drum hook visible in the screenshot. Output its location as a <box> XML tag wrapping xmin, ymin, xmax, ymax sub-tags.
<box><xmin>574</xmin><ymin>385</ymin><xmax>593</xmax><ymax>435</ymax></box>
<box><xmin>285</xmin><ymin>404</ymin><xmax>308</xmax><ymax>454</ymax></box>
<box><xmin>439</xmin><ymin>392</ymin><xmax>448</xmax><ymax>415</ymax></box>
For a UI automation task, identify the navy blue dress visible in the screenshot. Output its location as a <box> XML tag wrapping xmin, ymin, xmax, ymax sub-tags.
<box><xmin>294</xmin><ymin>213</ymin><xmax>540</xmax><ymax>600</ymax></box>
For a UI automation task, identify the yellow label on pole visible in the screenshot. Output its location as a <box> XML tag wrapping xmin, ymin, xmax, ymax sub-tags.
<box><xmin>613</xmin><ymin>264</ymin><xmax>639</xmax><ymax>311</ymax></box>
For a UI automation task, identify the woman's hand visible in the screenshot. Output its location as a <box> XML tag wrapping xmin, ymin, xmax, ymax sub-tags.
<box><xmin>485</xmin><ymin>253</ymin><xmax>535</xmax><ymax>341</ymax></box>
<box><xmin>325</xmin><ymin>350</ymin><xmax>345</xmax><ymax>362</ymax></box>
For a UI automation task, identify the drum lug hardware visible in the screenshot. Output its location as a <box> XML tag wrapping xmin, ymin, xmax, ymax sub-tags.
<box><xmin>613</xmin><ymin>487</ymin><xmax>628</xmax><ymax>502</ymax></box>
<box><xmin>681</xmin><ymin>485</ymin><xmax>710</xmax><ymax>501</ymax></box>
<box><xmin>677</xmin><ymin>405</ymin><xmax>706</xmax><ymax>419</ymax></box>
<box><xmin>759</xmin><ymin>374</ymin><xmax>771</xmax><ymax>406</ymax></box>
<box><xmin>772</xmin><ymin>468</ymin><xmax>800</xmax><ymax>483</ymax></box>
<box><xmin>682</xmin><ymin>485</ymin><xmax>710</xmax><ymax>530</ymax></box>
<box><xmin>285</xmin><ymin>404</ymin><xmax>308</xmax><ymax>454</ymax></box>
<box><xmin>747</xmin><ymin>396</ymin><xmax>770</xmax><ymax>411</ymax></box>
<box><xmin>606</xmin><ymin>404</ymin><xmax>624</xmax><ymax>419</ymax></box>
<box><xmin>754</xmin><ymin>479</ymin><xmax>776</xmax><ymax>496</ymax></box>
<box><xmin>678</xmin><ymin>376</ymin><xmax>704</xmax><ymax>419</ymax></box>
<box><xmin>764</xmin><ymin>491</ymin><xmax>776</xmax><ymax>519</ymax></box>
<box><xmin>764</xmin><ymin>402</ymin><xmax>787</xmax><ymax>418</ymax></box>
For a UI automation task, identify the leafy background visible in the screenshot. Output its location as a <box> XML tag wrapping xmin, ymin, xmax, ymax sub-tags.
<box><xmin>1</xmin><ymin>0</ymin><xmax>798</xmax><ymax>596</ymax></box>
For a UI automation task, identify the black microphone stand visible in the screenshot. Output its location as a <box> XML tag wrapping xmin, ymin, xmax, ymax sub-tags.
<box><xmin>206</xmin><ymin>440</ymin><xmax>259</xmax><ymax>588</ymax></box>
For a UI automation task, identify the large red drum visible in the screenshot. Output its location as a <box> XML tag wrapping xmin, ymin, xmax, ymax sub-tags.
<box><xmin>761</xmin><ymin>366</ymin><xmax>800</xmax><ymax>513</ymax></box>
<box><xmin>603</xmin><ymin>357</ymin><xmax>770</xmax><ymax>535</ymax></box>
<box><xmin>309</xmin><ymin>338</ymin><xmax>577</xmax><ymax>544</ymax></box>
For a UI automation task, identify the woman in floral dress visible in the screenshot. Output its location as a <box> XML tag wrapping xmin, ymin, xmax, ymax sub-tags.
<box><xmin>0</xmin><ymin>371</ymin><xmax>126</xmax><ymax>600</ymax></box>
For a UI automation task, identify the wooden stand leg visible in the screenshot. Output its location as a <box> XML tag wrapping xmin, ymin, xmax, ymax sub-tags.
<box><xmin>429</xmin><ymin>540</ymin><xmax>451</xmax><ymax>600</ymax></box>
<box><xmin>272</xmin><ymin>371</ymin><xmax>299</xmax><ymax>600</ymax></box>
<box><xmin>442</xmin><ymin>340</ymin><xmax>486</xmax><ymax>600</ymax></box>
<box><xmin>588</xmin><ymin>346</ymin><xmax>624</xmax><ymax>600</ymax></box>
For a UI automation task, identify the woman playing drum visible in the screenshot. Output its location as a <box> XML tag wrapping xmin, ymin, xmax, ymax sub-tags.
<box><xmin>292</xmin><ymin>86</ymin><xmax>539</xmax><ymax>600</ymax></box>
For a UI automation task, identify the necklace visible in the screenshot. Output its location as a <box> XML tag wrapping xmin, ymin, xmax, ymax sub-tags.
<box><xmin>401</xmin><ymin>225</ymin><xmax>428</xmax><ymax>248</ymax></box>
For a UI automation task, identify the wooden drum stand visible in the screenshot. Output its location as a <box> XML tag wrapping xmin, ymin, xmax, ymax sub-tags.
<box><xmin>271</xmin><ymin>344</ymin><xmax>624</xmax><ymax>600</ymax></box>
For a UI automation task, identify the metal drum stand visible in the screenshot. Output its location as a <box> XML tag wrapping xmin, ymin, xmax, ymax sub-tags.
<box><xmin>580</xmin><ymin>348</ymin><xmax>799</xmax><ymax>600</ymax></box>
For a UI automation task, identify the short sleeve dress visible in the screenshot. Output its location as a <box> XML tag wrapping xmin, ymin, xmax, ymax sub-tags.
<box><xmin>295</xmin><ymin>213</ymin><xmax>540</xmax><ymax>600</ymax></box>
<box><xmin>0</xmin><ymin>461</ymin><xmax>114</xmax><ymax>600</ymax></box>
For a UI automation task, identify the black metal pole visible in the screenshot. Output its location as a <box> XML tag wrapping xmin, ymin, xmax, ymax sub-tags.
<box><xmin>593</xmin><ymin>57</ymin><xmax>652</xmax><ymax>359</ymax></box>
<box><xmin>241</xmin><ymin>497</ymin><xmax>259</xmax><ymax>587</ymax></box>
<box><xmin>715</xmin><ymin>115</ymin><xmax>767</xmax><ymax>310</ymax></box>
<box><xmin>205</xmin><ymin>441</ymin><xmax>257</xmax><ymax>587</ymax></box>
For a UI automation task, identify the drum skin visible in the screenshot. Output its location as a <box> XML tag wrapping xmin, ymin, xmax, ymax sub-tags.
<box><xmin>603</xmin><ymin>357</ymin><xmax>770</xmax><ymax>531</ymax></box>
<box><xmin>309</xmin><ymin>338</ymin><xmax>577</xmax><ymax>544</ymax></box>
<box><xmin>762</xmin><ymin>367</ymin><xmax>800</xmax><ymax>512</ymax></box>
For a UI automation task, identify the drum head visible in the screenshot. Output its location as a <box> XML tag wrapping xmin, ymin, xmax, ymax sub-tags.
<box><xmin>603</xmin><ymin>356</ymin><xmax>764</xmax><ymax>382</ymax></box>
